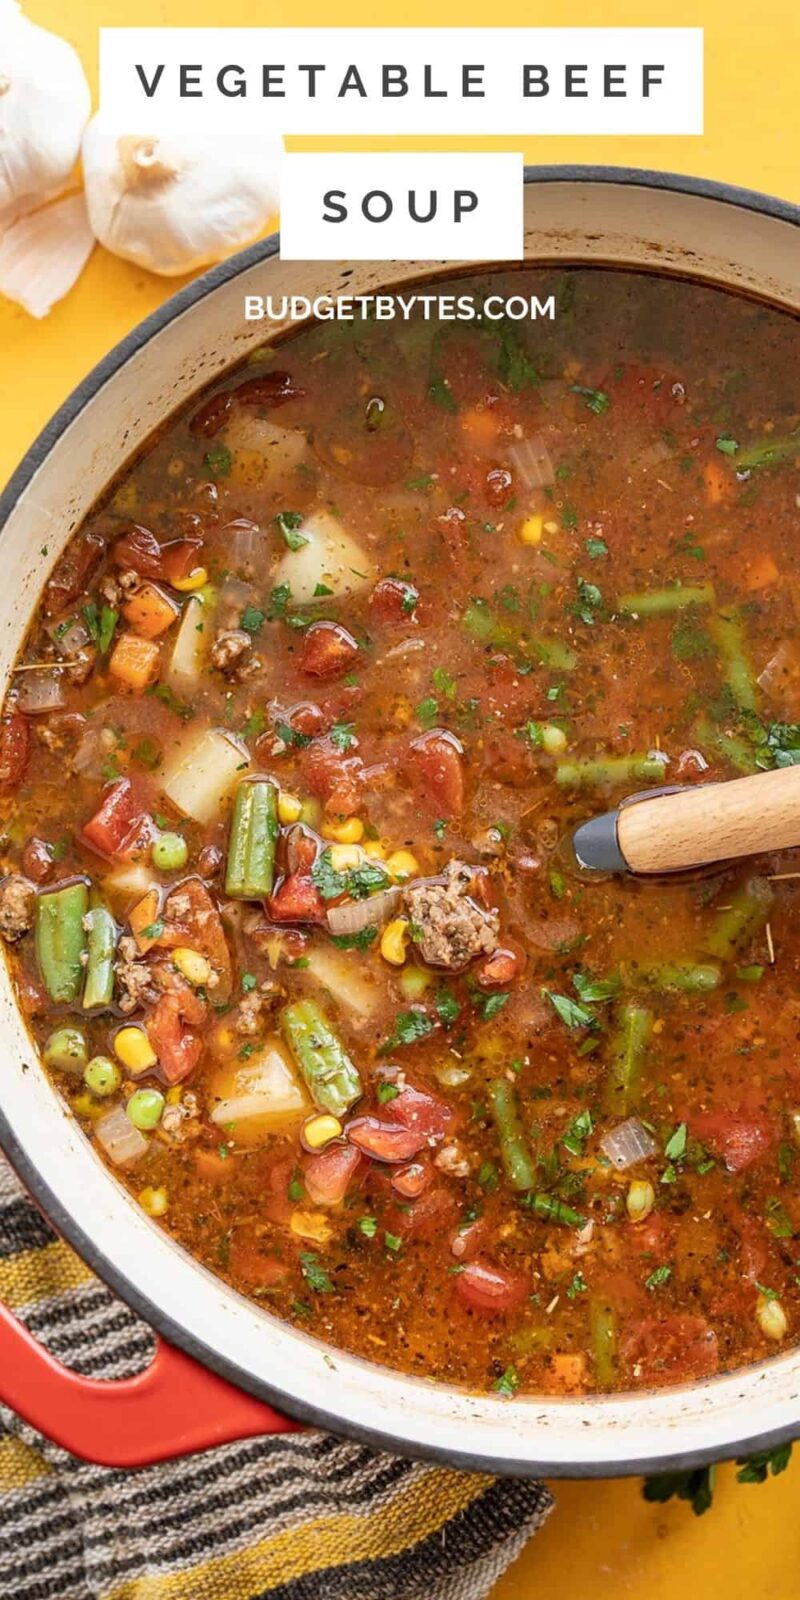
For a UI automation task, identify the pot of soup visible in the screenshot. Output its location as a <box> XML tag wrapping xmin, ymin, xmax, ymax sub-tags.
<box><xmin>0</xmin><ymin>166</ymin><xmax>798</xmax><ymax>1477</ymax></box>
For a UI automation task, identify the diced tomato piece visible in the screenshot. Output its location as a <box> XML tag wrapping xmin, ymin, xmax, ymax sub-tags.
<box><xmin>690</xmin><ymin>1108</ymin><xmax>776</xmax><ymax>1172</ymax></box>
<box><xmin>228</xmin><ymin>1234</ymin><xmax>288</xmax><ymax>1288</ymax></box>
<box><xmin>392</xmin><ymin>1185</ymin><xmax>460</xmax><ymax>1241</ymax></box>
<box><xmin>387</xmin><ymin>1084</ymin><xmax>454</xmax><ymax>1140</ymax></box>
<box><xmin>267</xmin><ymin>874</ymin><xmax>325</xmax><ymax>924</ymax></box>
<box><xmin>82</xmin><ymin>778</ymin><xmax>141</xmax><ymax>857</ymax></box>
<box><xmin>369</xmin><ymin>576</ymin><xmax>419</xmax><ymax>624</ymax></box>
<box><xmin>449</xmin><ymin>1217</ymin><xmax>489</xmax><ymax>1262</ymax></box>
<box><xmin>189</xmin><ymin>391</ymin><xmax>233</xmax><ymax>438</ymax></box>
<box><xmin>435</xmin><ymin>506</ymin><xmax>468</xmax><ymax>563</ymax></box>
<box><xmin>0</xmin><ymin>710</ymin><xmax>30</xmax><ymax>791</ymax></box>
<box><xmin>21</xmin><ymin>836</ymin><xmax>54</xmax><ymax>884</ymax></box>
<box><xmin>304</xmin><ymin>1142</ymin><xmax>364</xmax><ymax>1207</ymax></box>
<box><xmin>300</xmin><ymin>622</ymin><xmax>359</xmax><ymax>679</ymax></box>
<box><xmin>289</xmin><ymin>702</ymin><xmax>329</xmax><ymax>738</ymax></box>
<box><xmin>454</xmin><ymin>1257</ymin><xmax>529</xmax><ymax>1315</ymax></box>
<box><xmin>300</xmin><ymin>739</ymin><xmax>362</xmax><ymax>817</ymax></box>
<box><xmin>112</xmin><ymin>525</ymin><xmax>202</xmax><ymax>585</ymax></box>
<box><xmin>346</xmin><ymin>1117</ymin><xmax>428</xmax><ymax>1164</ymax></box>
<box><xmin>474</xmin><ymin>946</ymin><xmax>522</xmax><ymax>990</ymax></box>
<box><xmin>147</xmin><ymin>989</ymin><xmax>206</xmax><ymax>1084</ymax></box>
<box><xmin>234</xmin><ymin>372</ymin><xmax>307</xmax><ymax>409</ymax></box>
<box><xmin>44</xmin><ymin>531</ymin><xmax>104</xmax><ymax>615</ymax></box>
<box><xmin>391</xmin><ymin>1160</ymin><xmax>432</xmax><ymax>1199</ymax></box>
<box><xmin>405</xmin><ymin>730</ymin><xmax>464</xmax><ymax>818</ymax></box>
<box><xmin>159</xmin><ymin>878</ymin><xmax>233</xmax><ymax>1000</ymax></box>
<box><xmin>285</xmin><ymin>827</ymin><xmax>318</xmax><ymax>877</ymax></box>
<box><xmin>621</xmin><ymin>1313</ymin><xmax>719</xmax><ymax>1386</ymax></box>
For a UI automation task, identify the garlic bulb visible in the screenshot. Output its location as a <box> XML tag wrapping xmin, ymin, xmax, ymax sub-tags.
<box><xmin>0</xmin><ymin>192</ymin><xmax>94</xmax><ymax>318</ymax></box>
<box><xmin>82</xmin><ymin>118</ymin><xmax>281</xmax><ymax>277</ymax></box>
<box><xmin>0</xmin><ymin>1</ymin><xmax>91</xmax><ymax>223</ymax></box>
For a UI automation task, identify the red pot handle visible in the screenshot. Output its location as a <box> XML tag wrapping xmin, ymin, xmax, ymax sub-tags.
<box><xmin>0</xmin><ymin>1297</ymin><xmax>299</xmax><ymax>1466</ymax></box>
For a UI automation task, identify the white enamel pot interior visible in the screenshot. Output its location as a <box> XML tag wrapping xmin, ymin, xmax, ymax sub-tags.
<box><xmin>1</xmin><ymin>168</ymin><xmax>799</xmax><ymax>1478</ymax></box>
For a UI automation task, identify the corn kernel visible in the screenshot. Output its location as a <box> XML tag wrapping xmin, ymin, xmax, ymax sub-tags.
<box><xmin>386</xmin><ymin>849</ymin><xmax>419</xmax><ymax>882</ymax></box>
<box><xmin>544</xmin><ymin>519</ymin><xmax>560</xmax><ymax>535</ymax></box>
<box><xmin>519</xmin><ymin>515</ymin><xmax>543</xmax><ymax>546</ymax></box>
<box><xmin>172</xmin><ymin>566</ymin><xmax>209</xmax><ymax>592</ymax></box>
<box><xmin>165</xmin><ymin>1085</ymin><xmax>182</xmax><ymax>1105</ymax></box>
<box><xmin>278</xmin><ymin>791</ymin><xmax>303</xmax><ymax>824</ymax></box>
<box><xmin>290</xmin><ymin>1210</ymin><xmax>333</xmax><ymax>1245</ymax></box>
<box><xmin>626</xmin><ymin>1179</ymin><xmax>655</xmax><ymax>1223</ymax></box>
<box><xmin>171</xmin><ymin>947</ymin><xmax>212</xmax><ymax>987</ymax></box>
<box><xmin>114</xmin><ymin>1026</ymin><xmax>157</xmax><ymax>1074</ymax></box>
<box><xmin>328</xmin><ymin>843</ymin><xmax>364</xmax><ymax>873</ymax></box>
<box><xmin>381</xmin><ymin>917</ymin><xmax>410</xmax><ymax>966</ymax></box>
<box><xmin>303</xmin><ymin>1113</ymin><xmax>343</xmax><ymax>1150</ymax></box>
<box><xmin>363</xmin><ymin>838</ymin><xmax>387</xmax><ymax>860</ymax></box>
<box><xmin>322</xmin><ymin>816</ymin><xmax>364</xmax><ymax>845</ymax></box>
<box><xmin>139</xmin><ymin>1185</ymin><xmax>169</xmax><ymax>1218</ymax></box>
<box><xmin>757</xmin><ymin>1293</ymin><xmax>787</xmax><ymax>1341</ymax></box>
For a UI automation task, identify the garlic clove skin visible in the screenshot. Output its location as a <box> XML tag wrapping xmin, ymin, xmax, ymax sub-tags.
<box><xmin>0</xmin><ymin>1</ymin><xmax>91</xmax><ymax>220</ymax></box>
<box><xmin>82</xmin><ymin>119</ymin><xmax>281</xmax><ymax>277</ymax></box>
<box><xmin>0</xmin><ymin>191</ymin><xmax>95</xmax><ymax>317</ymax></box>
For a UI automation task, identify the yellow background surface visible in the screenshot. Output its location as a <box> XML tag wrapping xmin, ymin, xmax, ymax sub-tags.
<box><xmin>1</xmin><ymin>2</ymin><xmax>799</xmax><ymax>1594</ymax></box>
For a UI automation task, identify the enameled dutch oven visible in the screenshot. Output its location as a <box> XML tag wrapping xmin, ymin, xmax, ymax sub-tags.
<box><xmin>0</xmin><ymin>167</ymin><xmax>798</xmax><ymax>1477</ymax></box>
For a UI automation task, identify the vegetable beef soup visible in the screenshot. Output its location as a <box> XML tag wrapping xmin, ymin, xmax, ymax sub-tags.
<box><xmin>2</xmin><ymin>268</ymin><xmax>800</xmax><ymax>1397</ymax></box>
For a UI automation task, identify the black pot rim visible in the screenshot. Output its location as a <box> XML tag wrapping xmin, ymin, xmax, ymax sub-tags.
<box><xmin>1</xmin><ymin>163</ymin><xmax>798</xmax><ymax>1479</ymax></box>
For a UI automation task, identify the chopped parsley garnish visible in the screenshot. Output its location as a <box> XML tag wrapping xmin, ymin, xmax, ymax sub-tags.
<box><xmin>428</xmin><ymin>376</ymin><xmax>456</xmax><ymax>411</ymax></box>
<box><xmin>431</xmin><ymin>666</ymin><xmax>456</xmax><ymax>698</ymax></box>
<box><xmin>562</xmin><ymin>1109</ymin><xmax>593</xmax><ymax>1156</ymax></box>
<box><xmin>288</xmin><ymin>1171</ymin><xmax>305</xmax><ymax>1202</ymax></box>
<box><xmin>377</xmin><ymin>1082</ymin><xmax>400</xmax><ymax>1105</ymax></box>
<box><xmin>543</xmin><ymin>990</ymin><xmax>597</xmax><ymax>1031</ymax></box>
<box><xmin>570</xmin><ymin>384</ymin><xmax>610</xmax><ymax>415</ymax></box>
<box><xmin>358</xmin><ymin>1216</ymin><xmax>378</xmax><ymax>1238</ymax></box>
<box><xmin>493</xmin><ymin>1365</ymin><xmax>520</xmax><ymax>1397</ymax></box>
<box><xmin>382</xmin><ymin>1009</ymin><xmax>435</xmax><ymax>1050</ymax></box>
<box><xmin>664</xmin><ymin>1123</ymin><xmax>687</xmax><ymax>1162</ymax></box>
<box><xmin>566</xmin><ymin>1270</ymin><xmax>588</xmax><ymax>1299</ymax></box>
<box><xmin>330</xmin><ymin>722</ymin><xmax>357</xmax><ymax>752</ymax></box>
<box><xmin>240</xmin><ymin>605</ymin><xmax>266</xmax><ymax>635</ymax></box>
<box><xmin>571</xmin><ymin>577</ymin><xmax>602</xmax><ymax>626</ymax></box>
<box><xmin>715</xmin><ymin>436</ymin><xmax>739</xmax><ymax>457</ymax></box>
<box><xmin>330</xmin><ymin>926</ymin><xmax>378</xmax><ymax>952</ymax></box>
<box><xmin>82</xmin><ymin>602</ymin><xmax>119</xmax><ymax>655</ymax></box>
<box><xmin>585</xmin><ymin>535</ymin><xmax>608</xmax><ymax>560</ymax></box>
<box><xmin>416</xmin><ymin>696</ymin><xmax>439</xmax><ymax>728</ymax></box>
<box><xmin>478</xmin><ymin>1159</ymin><xmax>499</xmax><ymax>1193</ymax></box>
<box><xmin>311</xmin><ymin>848</ymin><xmax>388</xmax><ymax>903</ymax></box>
<box><xmin>241</xmin><ymin>972</ymin><xmax>257</xmax><ymax>992</ymax></box>
<box><xmin>300</xmin><ymin>1252</ymin><xmax>334</xmax><ymax>1293</ymax></box>
<box><xmin>267</xmin><ymin>583</ymin><xmax>291</xmax><ymax>620</ymax></box>
<box><xmin>384</xmin><ymin>1231</ymin><xmax>403</xmax><ymax>1253</ymax></box>
<box><xmin>436</xmin><ymin>989</ymin><xmax>461</xmax><ymax>1028</ymax></box>
<box><xmin>275</xmin><ymin>510</ymin><xmax>308</xmax><ymax>550</ymax></box>
<box><xmin>203</xmin><ymin>444</ymin><xmax>232</xmax><ymax>477</ymax></box>
<box><xmin>645</xmin><ymin>1265</ymin><xmax>672</xmax><ymax>1291</ymax></box>
<box><xmin>572</xmin><ymin>972</ymin><xmax>620</xmax><ymax>1004</ymax></box>
<box><xmin>478</xmin><ymin>992</ymin><xmax>509</xmax><ymax>1022</ymax></box>
<box><xmin>314</xmin><ymin>582</ymin><xmax>334</xmax><ymax>597</ymax></box>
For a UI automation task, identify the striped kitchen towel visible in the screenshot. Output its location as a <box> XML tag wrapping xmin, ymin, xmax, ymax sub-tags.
<box><xmin>0</xmin><ymin>1158</ymin><xmax>552</xmax><ymax>1600</ymax></box>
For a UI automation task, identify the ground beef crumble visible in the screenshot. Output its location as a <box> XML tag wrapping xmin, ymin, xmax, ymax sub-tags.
<box><xmin>404</xmin><ymin>860</ymin><xmax>499</xmax><ymax>970</ymax></box>
<box><xmin>210</xmin><ymin>629</ymin><xmax>259</xmax><ymax>680</ymax></box>
<box><xmin>0</xmin><ymin>875</ymin><xmax>37</xmax><ymax>942</ymax></box>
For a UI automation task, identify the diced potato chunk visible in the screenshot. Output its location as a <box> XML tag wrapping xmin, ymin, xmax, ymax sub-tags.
<box><xmin>209</xmin><ymin>1038</ymin><xmax>308</xmax><ymax>1144</ymax></box>
<box><xmin>160</xmin><ymin>727</ymin><xmax>249</xmax><ymax>823</ymax></box>
<box><xmin>224</xmin><ymin>414</ymin><xmax>308</xmax><ymax>486</ymax></box>
<box><xmin>272</xmin><ymin>511</ymin><xmax>375</xmax><ymax>605</ymax></box>
<box><xmin>301</xmin><ymin>946</ymin><xmax>381</xmax><ymax>1020</ymax></box>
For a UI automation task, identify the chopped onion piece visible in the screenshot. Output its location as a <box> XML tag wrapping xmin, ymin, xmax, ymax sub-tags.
<box><xmin>600</xmin><ymin>1117</ymin><xmax>658</xmax><ymax>1170</ymax></box>
<box><xmin>507</xmin><ymin>435</ymin><xmax>556</xmax><ymax>491</ymax></box>
<box><xmin>14</xmin><ymin>668</ymin><xmax>65</xmax><ymax>714</ymax></box>
<box><xmin>225</xmin><ymin>518</ymin><xmax>267</xmax><ymax>570</ymax></box>
<box><xmin>0</xmin><ymin>194</ymin><xmax>94</xmax><ymax>319</ymax></box>
<box><xmin>95</xmin><ymin>1104</ymin><xmax>148</xmax><ymax>1167</ymax></box>
<box><xmin>326</xmin><ymin>886</ymin><xmax>399</xmax><ymax>939</ymax></box>
<box><xmin>46</xmin><ymin>616</ymin><xmax>92</xmax><ymax>657</ymax></box>
<box><xmin>166</xmin><ymin>590</ymin><xmax>215</xmax><ymax>689</ymax></box>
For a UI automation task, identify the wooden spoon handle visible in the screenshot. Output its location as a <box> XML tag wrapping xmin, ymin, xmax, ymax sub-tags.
<box><xmin>619</xmin><ymin>765</ymin><xmax>800</xmax><ymax>874</ymax></box>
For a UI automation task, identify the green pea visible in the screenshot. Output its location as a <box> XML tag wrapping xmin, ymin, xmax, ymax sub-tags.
<box><xmin>43</xmin><ymin>1026</ymin><xmax>88</xmax><ymax>1074</ymax></box>
<box><xmin>152</xmin><ymin>832</ymin><xmax>188</xmax><ymax>872</ymax></box>
<box><xmin>127</xmin><ymin>1088</ymin><xmax>165</xmax><ymax>1130</ymax></box>
<box><xmin>83</xmin><ymin>1055</ymin><xmax>122</xmax><ymax>1098</ymax></box>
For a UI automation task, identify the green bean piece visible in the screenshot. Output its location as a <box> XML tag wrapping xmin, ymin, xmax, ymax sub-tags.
<box><xmin>617</xmin><ymin>583</ymin><xmax>716</xmax><ymax>617</ymax></box>
<box><xmin>43</xmin><ymin>1026</ymin><xmax>88</xmax><ymax>1074</ymax></box>
<box><xmin>35</xmin><ymin>881</ymin><xmax>89</xmax><ymax>1004</ymax></box>
<box><xmin>281</xmin><ymin>998</ymin><xmax>362</xmax><ymax>1118</ymax></box>
<box><xmin>735</xmin><ymin>430</ymin><xmax>800</xmax><ymax>472</ymax></box>
<box><xmin>590</xmin><ymin>1298</ymin><xmax>618</xmax><ymax>1390</ymax></box>
<box><xmin>704</xmin><ymin>877</ymin><xmax>773</xmax><ymax>962</ymax></box>
<box><xmin>603</xmin><ymin>1003</ymin><xmax>653</xmax><ymax>1115</ymax></box>
<box><xmin>556</xmin><ymin>755</ymin><xmax>666</xmax><ymax>789</ymax></box>
<box><xmin>225</xmin><ymin>778</ymin><xmax>279</xmax><ymax>899</ymax></box>
<box><xmin>488</xmin><ymin>1079</ymin><xmax>536</xmax><ymax>1192</ymax></box>
<box><xmin>461</xmin><ymin>601</ymin><xmax>577</xmax><ymax>672</ymax></box>
<box><xmin>82</xmin><ymin>902</ymin><xmax>117</xmax><ymax>1011</ymax></box>
<box><xmin>626</xmin><ymin>960</ymin><xmax>721</xmax><ymax>994</ymax></box>
<box><xmin>461</xmin><ymin>600</ymin><xmax>514</xmax><ymax>650</ymax></box>
<box><xmin>530</xmin><ymin>636</ymin><xmax>578</xmax><ymax>672</ymax></box>
<box><xmin>709</xmin><ymin>608</ymin><xmax>757</xmax><ymax>712</ymax></box>
<box><xmin>693</xmin><ymin>716</ymin><xmax>757</xmax><ymax>775</ymax></box>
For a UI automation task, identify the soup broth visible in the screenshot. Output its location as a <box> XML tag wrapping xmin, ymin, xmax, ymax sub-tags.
<box><xmin>2</xmin><ymin>267</ymin><xmax>800</xmax><ymax>1397</ymax></box>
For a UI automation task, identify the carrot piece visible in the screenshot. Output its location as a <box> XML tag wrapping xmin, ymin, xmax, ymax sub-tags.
<box><xmin>744</xmin><ymin>552</ymin><xmax>779</xmax><ymax>592</ymax></box>
<box><xmin>547</xmin><ymin>1353</ymin><xmax>588</xmax><ymax>1392</ymax></box>
<box><xmin>123</xmin><ymin>583</ymin><xmax>179</xmax><ymax>639</ymax></box>
<box><xmin>109</xmin><ymin>632</ymin><xmax>160</xmax><ymax>690</ymax></box>
<box><xmin>703</xmin><ymin>458</ymin><xmax>728</xmax><ymax>505</ymax></box>
<box><xmin>194</xmin><ymin>1148</ymin><xmax>236</xmax><ymax>1183</ymax></box>
<box><xmin>459</xmin><ymin>406</ymin><xmax>501</xmax><ymax>446</ymax></box>
<box><xmin>129</xmin><ymin>888</ymin><xmax>162</xmax><ymax>953</ymax></box>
